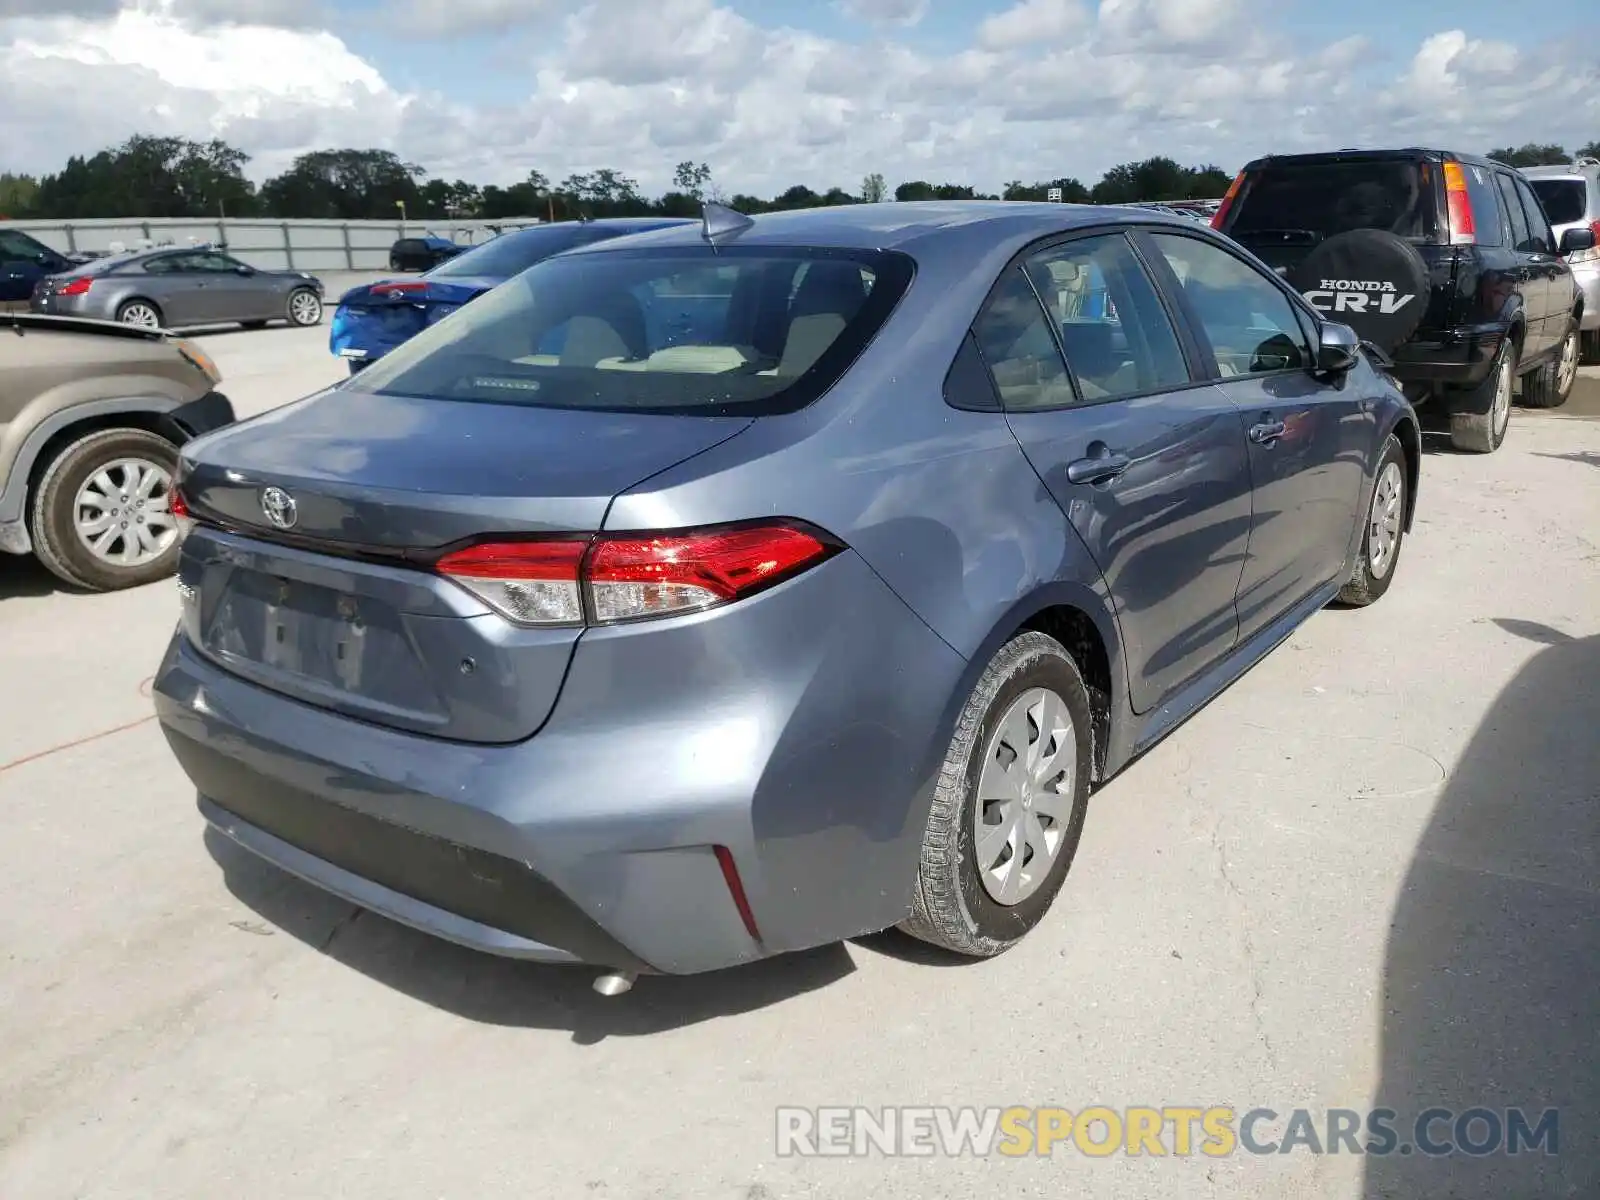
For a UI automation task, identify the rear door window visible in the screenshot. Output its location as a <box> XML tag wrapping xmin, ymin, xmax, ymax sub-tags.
<box><xmin>1527</xmin><ymin>179</ymin><xmax>1587</xmax><ymax>225</ymax></box>
<box><xmin>1019</xmin><ymin>233</ymin><xmax>1191</xmax><ymax>402</ymax></box>
<box><xmin>347</xmin><ymin>245</ymin><xmax>915</xmax><ymax>417</ymax></box>
<box><xmin>1513</xmin><ymin>177</ymin><xmax>1554</xmax><ymax>252</ymax></box>
<box><xmin>1230</xmin><ymin>160</ymin><xmax>1437</xmax><ymax>242</ymax></box>
<box><xmin>972</xmin><ymin>268</ymin><xmax>1077</xmax><ymax>411</ymax></box>
<box><xmin>1495</xmin><ymin>173</ymin><xmax>1534</xmax><ymax>251</ymax></box>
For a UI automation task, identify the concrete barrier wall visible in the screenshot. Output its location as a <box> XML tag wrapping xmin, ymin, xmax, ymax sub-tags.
<box><xmin>2</xmin><ymin>216</ymin><xmax>546</xmax><ymax>272</ymax></box>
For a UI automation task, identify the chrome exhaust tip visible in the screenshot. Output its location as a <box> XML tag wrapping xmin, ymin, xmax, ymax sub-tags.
<box><xmin>592</xmin><ymin>970</ymin><xmax>637</xmax><ymax>997</ymax></box>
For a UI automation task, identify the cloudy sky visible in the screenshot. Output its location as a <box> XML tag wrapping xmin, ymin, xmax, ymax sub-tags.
<box><xmin>2</xmin><ymin>0</ymin><xmax>1597</xmax><ymax>196</ymax></box>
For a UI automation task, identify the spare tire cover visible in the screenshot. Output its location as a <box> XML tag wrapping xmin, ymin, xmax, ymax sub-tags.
<box><xmin>1288</xmin><ymin>229</ymin><xmax>1430</xmax><ymax>353</ymax></box>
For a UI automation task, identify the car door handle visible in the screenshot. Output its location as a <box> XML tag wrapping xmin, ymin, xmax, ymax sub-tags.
<box><xmin>1066</xmin><ymin>450</ymin><xmax>1131</xmax><ymax>485</ymax></box>
<box><xmin>1249</xmin><ymin>420</ymin><xmax>1287</xmax><ymax>446</ymax></box>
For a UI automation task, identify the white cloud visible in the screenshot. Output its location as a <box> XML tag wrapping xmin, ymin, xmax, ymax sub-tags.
<box><xmin>978</xmin><ymin>0</ymin><xmax>1088</xmax><ymax>50</ymax></box>
<box><xmin>2</xmin><ymin>1</ymin><xmax>1598</xmax><ymax>199</ymax></box>
<box><xmin>836</xmin><ymin>0</ymin><xmax>927</xmax><ymax>26</ymax></box>
<box><xmin>395</xmin><ymin>0</ymin><xmax>560</xmax><ymax>38</ymax></box>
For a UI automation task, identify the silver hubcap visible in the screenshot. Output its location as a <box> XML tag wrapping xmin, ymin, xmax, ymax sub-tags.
<box><xmin>1557</xmin><ymin>331</ymin><xmax>1579</xmax><ymax>395</ymax></box>
<box><xmin>1492</xmin><ymin>354</ymin><xmax>1512</xmax><ymax>437</ymax></box>
<box><xmin>1367</xmin><ymin>460</ymin><xmax>1404</xmax><ymax>580</ymax></box>
<box><xmin>973</xmin><ymin>687</ymin><xmax>1076</xmax><ymax>906</ymax></box>
<box><xmin>291</xmin><ymin>292</ymin><xmax>321</xmax><ymax>324</ymax></box>
<box><xmin>72</xmin><ymin>457</ymin><xmax>176</xmax><ymax>566</ymax></box>
<box><xmin>121</xmin><ymin>304</ymin><xmax>158</xmax><ymax>328</ymax></box>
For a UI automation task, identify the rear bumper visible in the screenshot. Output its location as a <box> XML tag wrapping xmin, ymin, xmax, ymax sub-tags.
<box><xmin>153</xmin><ymin>549</ymin><xmax>966</xmax><ymax>975</ymax></box>
<box><xmin>1389</xmin><ymin>324</ymin><xmax>1506</xmax><ymax>392</ymax></box>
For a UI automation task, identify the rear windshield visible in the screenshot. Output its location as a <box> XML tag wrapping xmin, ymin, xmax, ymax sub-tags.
<box><xmin>1230</xmin><ymin>160</ymin><xmax>1437</xmax><ymax>242</ymax></box>
<box><xmin>346</xmin><ymin>244</ymin><xmax>915</xmax><ymax>417</ymax></box>
<box><xmin>1527</xmin><ymin>179</ymin><xmax>1587</xmax><ymax>225</ymax></box>
<box><xmin>427</xmin><ymin>225</ymin><xmax>606</xmax><ymax>279</ymax></box>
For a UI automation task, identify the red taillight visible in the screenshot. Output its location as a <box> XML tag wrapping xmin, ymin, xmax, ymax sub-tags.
<box><xmin>56</xmin><ymin>277</ymin><xmax>93</xmax><ymax>297</ymax></box>
<box><xmin>1211</xmin><ymin>171</ymin><xmax>1246</xmax><ymax>229</ymax></box>
<box><xmin>373</xmin><ymin>281</ymin><xmax>427</xmax><ymax>298</ymax></box>
<box><xmin>434</xmin><ymin>522</ymin><xmax>838</xmax><ymax>627</ymax></box>
<box><xmin>1442</xmin><ymin>161</ymin><xmax>1476</xmax><ymax>245</ymax></box>
<box><xmin>169</xmin><ymin>486</ymin><xmax>194</xmax><ymax>538</ymax></box>
<box><xmin>433</xmin><ymin>538</ymin><xmax>588</xmax><ymax>625</ymax></box>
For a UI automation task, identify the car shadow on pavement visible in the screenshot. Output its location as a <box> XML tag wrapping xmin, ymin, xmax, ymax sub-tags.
<box><xmin>1362</xmin><ymin>620</ymin><xmax>1598</xmax><ymax>1198</ymax></box>
<box><xmin>1534</xmin><ymin>449</ymin><xmax>1600</xmax><ymax>469</ymax></box>
<box><xmin>205</xmin><ymin>827</ymin><xmax>856</xmax><ymax>1044</ymax></box>
<box><xmin>0</xmin><ymin>550</ymin><xmax>73</xmax><ymax>599</ymax></box>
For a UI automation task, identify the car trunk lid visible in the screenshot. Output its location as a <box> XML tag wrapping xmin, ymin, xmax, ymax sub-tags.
<box><xmin>331</xmin><ymin>276</ymin><xmax>498</xmax><ymax>361</ymax></box>
<box><xmin>178</xmin><ymin>388</ymin><xmax>752</xmax><ymax>742</ymax></box>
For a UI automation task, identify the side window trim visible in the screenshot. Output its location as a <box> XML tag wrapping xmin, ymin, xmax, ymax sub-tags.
<box><xmin>1136</xmin><ymin>226</ymin><xmax>1318</xmax><ymax>380</ymax></box>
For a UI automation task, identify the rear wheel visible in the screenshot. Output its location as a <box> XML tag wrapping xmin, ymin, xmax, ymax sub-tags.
<box><xmin>1338</xmin><ymin>434</ymin><xmax>1407</xmax><ymax>606</ymax></box>
<box><xmin>29</xmin><ymin>428</ymin><xmax>182</xmax><ymax>592</ymax></box>
<box><xmin>900</xmin><ymin>632</ymin><xmax>1092</xmax><ymax>958</ymax></box>
<box><xmin>1522</xmin><ymin>325</ymin><xmax>1580</xmax><ymax>409</ymax></box>
<box><xmin>1449</xmin><ymin>338</ymin><xmax>1514</xmax><ymax>453</ymax></box>
<box><xmin>287</xmin><ymin>288</ymin><xmax>323</xmax><ymax>327</ymax></box>
<box><xmin>116</xmin><ymin>299</ymin><xmax>162</xmax><ymax>329</ymax></box>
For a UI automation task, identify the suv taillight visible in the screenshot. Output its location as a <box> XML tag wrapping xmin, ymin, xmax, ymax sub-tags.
<box><xmin>435</xmin><ymin>522</ymin><xmax>841</xmax><ymax>627</ymax></box>
<box><xmin>1442</xmin><ymin>161</ymin><xmax>1476</xmax><ymax>245</ymax></box>
<box><xmin>1211</xmin><ymin>171</ymin><xmax>1246</xmax><ymax>229</ymax></box>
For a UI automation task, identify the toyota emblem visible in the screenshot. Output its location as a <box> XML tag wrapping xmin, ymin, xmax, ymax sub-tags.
<box><xmin>260</xmin><ymin>486</ymin><xmax>298</xmax><ymax>530</ymax></box>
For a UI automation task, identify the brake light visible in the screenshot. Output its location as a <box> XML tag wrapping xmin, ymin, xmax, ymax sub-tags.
<box><xmin>433</xmin><ymin>538</ymin><xmax>588</xmax><ymax>625</ymax></box>
<box><xmin>169</xmin><ymin>486</ymin><xmax>195</xmax><ymax>541</ymax></box>
<box><xmin>1211</xmin><ymin>171</ymin><xmax>1246</xmax><ymax>229</ymax></box>
<box><xmin>434</xmin><ymin>522</ymin><xmax>840</xmax><ymax>627</ymax></box>
<box><xmin>1442</xmin><ymin>161</ymin><xmax>1476</xmax><ymax>245</ymax></box>
<box><xmin>56</xmin><ymin>277</ymin><xmax>93</xmax><ymax>296</ymax></box>
<box><xmin>372</xmin><ymin>281</ymin><xmax>427</xmax><ymax>298</ymax></box>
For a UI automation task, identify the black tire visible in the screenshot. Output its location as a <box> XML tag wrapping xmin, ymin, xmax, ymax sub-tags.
<box><xmin>28</xmin><ymin>428</ymin><xmax>182</xmax><ymax>592</ymax></box>
<box><xmin>1582</xmin><ymin>329</ymin><xmax>1600</xmax><ymax>366</ymax></box>
<box><xmin>900</xmin><ymin>631</ymin><xmax>1093</xmax><ymax>958</ymax></box>
<box><xmin>115</xmin><ymin>298</ymin><xmax>163</xmax><ymax>328</ymax></box>
<box><xmin>1521</xmin><ymin>324</ymin><xmax>1579</xmax><ymax>409</ymax></box>
<box><xmin>286</xmin><ymin>287</ymin><xmax>323</xmax><ymax>327</ymax></box>
<box><xmin>1338</xmin><ymin>434</ymin><xmax>1408</xmax><ymax>606</ymax></box>
<box><xmin>1449</xmin><ymin>338</ymin><xmax>1515</xmax><ymax>453</ymax></box>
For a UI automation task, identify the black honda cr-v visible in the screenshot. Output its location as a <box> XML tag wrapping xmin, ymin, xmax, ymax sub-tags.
<box><xmin>1213</xmin><ymin>148</ymin><xmax>1596</xmax><ymax>452</ymax></box>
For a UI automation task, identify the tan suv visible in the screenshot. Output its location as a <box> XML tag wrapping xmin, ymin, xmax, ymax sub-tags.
<box><xmin>1</xmin><ymin>313</ymin><xmax>235</xmax><ymax>591</ymax></box>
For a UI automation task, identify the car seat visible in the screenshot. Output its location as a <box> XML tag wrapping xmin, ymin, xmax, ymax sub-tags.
<box><xmin>776</xmin><ymin>261</ymin><xmax>868</xmax><ymax>376</ymax></box>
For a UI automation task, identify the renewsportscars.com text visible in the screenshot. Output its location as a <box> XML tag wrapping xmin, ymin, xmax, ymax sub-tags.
<box><xmin>775</xmin><ymin>1105</ymin><xmax>1559</xmax><ymax>1159</ymax></box>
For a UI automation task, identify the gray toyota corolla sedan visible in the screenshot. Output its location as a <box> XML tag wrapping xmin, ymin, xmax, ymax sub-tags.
<box><xmin>154</xmin><ymin>201</ymin><xmax>1420</xmax><ymax>992</ymax></box>
<box><xmin>32</xmin><ymin>246</ymin><xmax>324</xmax><ymax>330</ymax></box>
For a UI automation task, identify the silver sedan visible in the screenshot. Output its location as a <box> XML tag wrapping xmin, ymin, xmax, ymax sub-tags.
<box><xmin>31</xmin><ymin>247</ymin><xmax>325</xmax><ymax>331</ymax></box>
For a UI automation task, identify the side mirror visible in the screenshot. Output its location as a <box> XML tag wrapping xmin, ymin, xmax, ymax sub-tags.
<box><xmin>1560</xmin><ymin>226</ymin><xmax>1597</xmax><ymax>255</ymax></box>
<box><xmin>1316</xmin><ymin>320</ymin><xmax>1360</xmax><ymax>373</ymax></box>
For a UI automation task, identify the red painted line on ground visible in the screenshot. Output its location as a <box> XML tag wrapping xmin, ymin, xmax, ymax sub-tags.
<box><xmin>0</xmin><ymin>675</ymin><xmax>161</xmax><ymax>774</ymax></box>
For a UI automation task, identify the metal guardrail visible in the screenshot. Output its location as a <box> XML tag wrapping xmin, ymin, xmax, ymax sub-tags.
<box><xmin>0</xmin><ymin>216</ymin><xmax>547</xmax><ymax>272</ymax></box>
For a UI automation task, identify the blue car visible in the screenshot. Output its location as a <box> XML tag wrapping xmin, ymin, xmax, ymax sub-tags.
<box><xmin>158</xmin><ymin>202</ymin><xmax>1419</xmax><ymax>991</ymax></box>
<box><xmin>332</xmin><ymin>219</ymin><xmax>694</xmax><ymax>372</ymax></box>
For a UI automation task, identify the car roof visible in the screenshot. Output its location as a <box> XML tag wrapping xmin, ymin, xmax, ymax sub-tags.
<box><xmin>558</xmin><ymin>200</ymin><xmax>1202</xmax><ymax>258</ymax></box>
<box><xmin>1520</xmin><ymin>162</ymin><xmax>1598</xmax><ymax>179</ymax></box>
<box><xmin>1239</xmin><ymin>147</ymin><xmax>1501</xmax><ymax>171</ymax></box>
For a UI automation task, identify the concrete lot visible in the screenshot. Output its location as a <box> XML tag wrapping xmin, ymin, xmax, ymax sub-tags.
<box><xmin>1</xmin><ymin>330</ymin><xmax>1597</xmax><ymax>1199</ymax></box>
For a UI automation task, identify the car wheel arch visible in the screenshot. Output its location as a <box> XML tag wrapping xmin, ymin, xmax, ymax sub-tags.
<box><xmin>1</xmin><ymin>398</ymin><xmax>187</xmax><ymax>527</ymax></box>
<box><xmin>1386</xmin><ymin>414</ymin><xmax>1422</xmax><ymax>531</ymax></box>
<box><xmin>929</xmin><ymin>585</ymin><xmax>1127</xmax><ymax>787</ymax></box>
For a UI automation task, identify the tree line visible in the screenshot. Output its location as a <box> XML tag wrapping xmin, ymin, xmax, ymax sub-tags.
<box><xmin>0</xmin><ymin>135</ymin><xmax>1231</xmax><ymax>223</ymax></box>
<box><xmin>3</xmin><ymin>134</ymin><xmax>1596</xmax><ymax>225</ymax></box>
